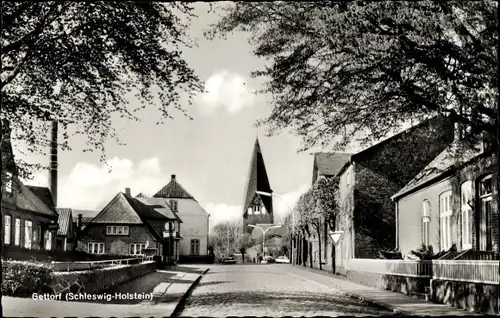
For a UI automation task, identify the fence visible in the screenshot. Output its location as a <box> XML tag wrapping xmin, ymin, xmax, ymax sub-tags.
<box><xmin>347</xmin><ymin>259</ymin><xmax>432</xmax><ymax>278</ymax></box>
<box><xmin>432</xmin><ymin>260</ymin><xmax>500</xmax><ymax>284</ymax></box>
<box><xmin>347</xmin><ymin>258</ymin><xmax>500</xmax><ymax>284</ymax></box>
<box><xmin>51</xmin><ymin>255</ymin><xmax>155</xmax><ymax>272</ymax></box>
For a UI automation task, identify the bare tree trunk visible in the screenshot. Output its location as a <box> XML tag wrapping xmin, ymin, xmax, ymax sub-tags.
<box><xmin>316</xmin><ymin>223</ymin><xmax>322</xmax><ymax>271</ymax></box>
<box><xmin>309</xmin><ymin>241</ymin><xmax>313</xmax><ymax>268</ymax></box>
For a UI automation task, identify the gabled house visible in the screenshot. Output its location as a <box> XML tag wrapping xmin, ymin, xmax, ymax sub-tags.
<box><xmin>2</xmin><ymin>119</ymin><xmax>59</xmax><ymax>259</ymax></box>
<box><xmin>392</xmin><ymin>141</ymin><xmax>498</xmax><ymax>259</ymax></box>
<box><xmin>147</xmin><ymin>175</ymin><xmax>210</xmax><ymax>259</ymax></box>
<box><xmin>242</xmin><ymin>138</ymin><xmax>275</xmax><ymax>236</ymax></box>
<box><xmin>55</xmin><ymin>208</ymin><xmax>77</xmax><ymax>252</ymax></box>
<box><xmin>77</xmin><ymin>189</ymin><xmax>181</xmax><ymax>262</ymax></box>
<box><xmin>302</xmin><ymin>152</ymin><xmax>352</xmax><ymax>268</ymax></box>
<box><xmin>311</xmin><ymin>116</ymin><xmax>455</xmax><ymax>273</ymax></box>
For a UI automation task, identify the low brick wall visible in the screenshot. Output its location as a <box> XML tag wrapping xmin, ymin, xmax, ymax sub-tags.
<box><xmin>346</xmin><ymin>270</ymin><xmax>430</xmax><ymax>295</ymax></box>
<box><xmin>431</xmin><ymin>279</ymin><xmax>499</xmax><ymax>315</ymax></box>
<box><xmin>49</xmin><ymin>261</ymin><xmax>155</xmax><ymax>295</ymax></box>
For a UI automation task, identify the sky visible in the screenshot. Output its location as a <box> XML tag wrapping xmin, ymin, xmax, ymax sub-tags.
<box><xmin>14</xmin><ymin>4</ymin><xmax>337</xmax><ymax>227</ymax></box>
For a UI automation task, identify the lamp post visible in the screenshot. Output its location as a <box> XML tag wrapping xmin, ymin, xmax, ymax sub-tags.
<box><xmin>256</xmin><ymin>191</ymin><xmax>295</xmax><ymax>265</ymax></box>
<box><xmin>248</xmin><ymin>224</ymin><xmax>282</xmax><ymax>257</ymax></box>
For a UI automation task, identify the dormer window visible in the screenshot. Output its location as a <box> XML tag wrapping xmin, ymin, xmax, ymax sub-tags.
<box><xmin>170</xmin><ymin>200</ymin><xmax>178</xmax><ymax>212</ymax></box>
<box><xmin>5</xmin><ymin>171</ymin><xmax>13</xmax><ymax>194</ymax></box>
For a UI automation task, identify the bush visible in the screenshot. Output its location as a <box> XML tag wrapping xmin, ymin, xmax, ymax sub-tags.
<box><xmin>2</xmin><ymin>259</ymin><xmax>54</xmax><ymax>297</ymax></box>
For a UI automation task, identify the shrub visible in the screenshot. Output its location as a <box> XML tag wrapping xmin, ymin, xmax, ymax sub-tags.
<box><xmin>379</xmin><ymin>248</ymin><xmax>403</xmax><ymax>259</ymax></box>
<box><xmin>2</xmin><ymin>259</ymin><xmax>54</xmax><ymax>297</ymax></box>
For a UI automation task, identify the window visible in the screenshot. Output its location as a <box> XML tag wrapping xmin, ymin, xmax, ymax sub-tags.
<box><xmin>5</xmin><ymin>171</ymin><xmax>13</xmax><ymax>194</ymax></box>
<box><xmin>106</xmin><ymin>225</ymin><xmax>129</xmax><ymax>235</ymax></box>
<box><xmin>88</xmin><ymin>242</ymin><xmax>105</xmax><ymax>254</ymax></box>
<box><xmin>14</xmin><ymin>218</ymin><xmax>21</xmax><ymax>246</ymax></box>
<box><xmin>24</xmin><ymin>220</ymin><xmax>33</xmax><ymax>249</ymax></box>
<box><xmin>247</xmin><ymin>207</ymin><xmax>253</xmax><ymax>215</ymax></box>
<box><xmin>190</xmin><ymin>239</ymin><xmax>200</xmax><ymax>255</ymax></box>
<box><xmin>4</xmin><ymin>215</ymin><xmax>11</xmax><ymax>244</ymax></box>
<box><xmin>262</xmin><ymin>205</ymin><xmax>267</xmax><ymax>215</ymax></box>
<box><xmin>422</xmin><ymin>200</ymin><xmax>431</xmax><ymax>246</ymax></box>
<box><xmin>461</xmin><ymin>181</ymin><xmax>473</xmax><ymax>249</ymax></box>
<box><xmin>254</xmin><ymin>205</ymin><xmax>261</xmax><ymax>214</ymax></box>
<box><xmin>439</xmin><ymin>191</ymin><xmax>453</xmax><ymax>251</ymax></box>
<box><xmin>45</xmin><ymin>230</ymin><xmax>52</xmax><ymax>250</ymax></box>
<box><xmin>478</xmin><ymin>175</ymin><xmax>493</xmax><ymax>251</ymax></box>
<box><xmin>129</xmin><ymin>243</ymin><xmax>146</xmax><ymax>256</ymax></box>
<box><xmin>170</xmin><ymin>200</ymin><xmax>178</xmax><ymax>212</ymax></box>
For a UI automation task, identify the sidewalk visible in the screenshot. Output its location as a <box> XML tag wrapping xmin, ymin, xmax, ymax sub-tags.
<box><xmin>2</xmin><ymin>265</ymin><xmax>210</xmax><ymax>318</ymax></box>
<box><xmin>286</xmin><ymin>265</ymin><xmax>479</xmax><ymax>316</ymax></box>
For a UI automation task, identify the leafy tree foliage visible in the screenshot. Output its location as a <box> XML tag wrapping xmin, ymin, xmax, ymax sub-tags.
<box><xmin>209</xmin><ymin>1</ymin><xmax>498</xmax><ymax>152</ymax></box>
<box><xmin>1</xmin><ymin>2</ymin><xmax>202</xmax><ymax>179</ymax></box>
<box><xmin>312</xmin><ymin>176</ymin><xmax>340</xmax><ymax>231</ymax></box>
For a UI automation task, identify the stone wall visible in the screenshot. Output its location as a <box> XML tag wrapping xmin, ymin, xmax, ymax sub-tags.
<box><xmin>345</xmin><ymin>269</ymin><xmax>429</xmax><ymax>296</ymax></box>
<box><xmin>49</xmin><ymin>261</ymin><xmax>155</xmax><ymax>295</ymax></box>
<box><xmin>431</xmin><ymin>279</ymin><xmax>499</xmax><ymax>315</ymax></box>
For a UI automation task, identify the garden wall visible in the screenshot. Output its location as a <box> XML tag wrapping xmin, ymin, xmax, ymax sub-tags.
<box><xmin>345</xmin><ymin>269</ymin><xmax>430</xmax><ymax>296</ymax></box>
<box><xmin>49</xmin><ymin>261</ymin><xmax>155</xmax><ymax>295</ymax></box>
<box><xmin>431</xmin><ymin>279</ymin><xmax>499</xmax><ymax>315</ymax></box>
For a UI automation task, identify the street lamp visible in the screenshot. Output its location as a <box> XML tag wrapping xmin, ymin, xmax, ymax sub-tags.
<box><xmin>248</xmin><ymin>224</ymin><xmax>282</xmax><ymax>257</ymax></box>
<box><xmin>256</xmin><ymin>191</ymin><xmax>295</xmax><ymax>265</ymax></box>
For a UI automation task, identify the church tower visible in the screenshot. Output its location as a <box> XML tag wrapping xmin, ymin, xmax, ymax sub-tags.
<box><xmin>242</xmin><ymin>138</ymin><xmax>274</xmax><ymax>234</ymax></box>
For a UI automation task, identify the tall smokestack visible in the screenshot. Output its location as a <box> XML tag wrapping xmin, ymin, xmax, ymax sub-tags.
<box><xmin>49</xmin><ymin>121</ymin><xmax>58</xmax><ymax>207</ymax></box>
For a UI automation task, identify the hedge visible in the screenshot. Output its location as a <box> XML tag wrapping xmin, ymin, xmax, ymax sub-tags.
<box><xmin>2</xmin><ymin>259</ymin><xmax>54</xmax><ymax>297</ymax></box>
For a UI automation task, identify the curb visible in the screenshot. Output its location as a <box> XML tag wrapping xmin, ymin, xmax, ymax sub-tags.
<box><xmin>170</xmin><ymin>268</ymin><xmax>210</xmax><ymax>317</ymax></box>
<box><xmin>288</xmin><ymin>265</ymin><xmax>410</xmax><ymax>316</ymax></box>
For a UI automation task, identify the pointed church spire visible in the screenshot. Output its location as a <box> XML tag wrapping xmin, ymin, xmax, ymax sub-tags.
<box><xmin>242</xmin><ymin>137</ymin><xmax>273</xmax><ymax>220</ymax></box>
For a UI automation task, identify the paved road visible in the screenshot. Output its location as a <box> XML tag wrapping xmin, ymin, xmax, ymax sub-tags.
<box><xmin>177</xmin><ymin>264</ymin><xmax>396</xmax><ymax>317</ymax></box>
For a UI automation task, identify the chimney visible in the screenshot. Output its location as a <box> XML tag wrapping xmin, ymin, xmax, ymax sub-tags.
<box><xmin>125</xmin><ymin>187</ymin><xmax>131</xmax><ymax>196</ymax></box>
<box><xmin>77</xmin><ymin>213</ymin><xmax>83</xmax><ymax>229</ymax></box>
<box><xmin>171</xmin><ymin>174</ymin><xmax>176</xmax><ymax>181</ymax></box>
<box><xmin>49</xmin><ymin>121</ymin><xmax>58</xmax><ymax>207</ymax></box>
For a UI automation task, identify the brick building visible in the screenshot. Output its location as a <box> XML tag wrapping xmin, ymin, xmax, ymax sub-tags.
<box><xmin>392</xmin><ymin>143</ymin><xmax>498</xmax><ymax>258</ymax></box>
<box><xmin>2</xmin><ymin>119</ymin><xmax>59</xmax><ymax>259</ymax></box>
<box><xmin>242</xmin><ymin>138</ymin><xmax>275</xmax><ymax>235</ymax></box>
<box><xmin>77</xmin><ymin>190</ymin><xmax>181</xmax><ymax>262</ymax></box>
<box><xmin>304</xmin><ymin>116</ymin><xmax>455</xmax><ymax>272</ymax></box>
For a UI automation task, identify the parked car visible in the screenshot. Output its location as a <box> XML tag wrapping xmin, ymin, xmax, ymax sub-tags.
<box><xmin>221</xmin><ymin>255</ymin><xmax>236</xmax><ymax>264</ymax></box>
<box><xmin>260</xmin><ymin>256</ymin><xmax>275</xmax><ymax>264</ymax></box>
<box><xmin>275</xmin><ymin>256</ymin><xmax>290</xmax><ymax>264</ymax></box>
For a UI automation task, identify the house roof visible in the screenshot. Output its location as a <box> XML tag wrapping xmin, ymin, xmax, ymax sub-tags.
<box><xmin>392</xmin><ymin>143</ymin><xmax>487</xmax><ymax>200</ymax></box>
<box><xmin>56</xmin><ymin>208</ymin><xmax>73</xmax><ymax>236</ymax></box>
<box><xmin>26</xmin><ymin>186</ymin><xmax>56</xmax><ymax>211</ymax></box>
<box><xmin>16</xmin><ymin>183</ymin><xmax>58</xmax><ymax>218</ymax></box>
<box><xmin>154</xmin><ymin>175</ymin><xmax>196</xmax><ymax>200</ymax></box>
<box><xmin>85</xmin><ymin>192</ymin><xmax>169</xmax><ymax>243</ymax></box>
<box><xmin>134</xmin><ymin>195</ymin><xmax>183</xmax><ymax>223</ymax></box>
<box><xmin>314</xmin><ymin>152</ymin><xmax>352</xmax><ymax>176</ymax></box>
<box><xmin>91</xmin><ymin>193</ymin><xmax>144</xmax><ymax>224</ymax></box>
<box><xmin>333</xmin><ymin>115</ymin><xmax>450</xmax><ymax>178</ymax></box>
<box><xmin>242</xmin><ymin>138</ymin><xmax>273</xmax><ymax>214</ymax></box>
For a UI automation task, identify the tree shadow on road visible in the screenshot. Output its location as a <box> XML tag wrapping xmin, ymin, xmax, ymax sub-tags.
<box><xmin>182</xmin><ymin>290</ymin><xmax>395</xmax><ymax>316</ymax></box>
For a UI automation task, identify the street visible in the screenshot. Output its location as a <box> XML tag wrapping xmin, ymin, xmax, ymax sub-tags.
<box><xmin>176</xmin><ymin>264</ymin><xmax>396</xmax><ymax>317</ymax></box>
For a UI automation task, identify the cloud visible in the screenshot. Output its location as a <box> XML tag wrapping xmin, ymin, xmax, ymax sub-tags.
<box><xmin>67</xmin><ymin>157</ymin><xmax>134</xmax><ymax>187</ymax></box>
<box><xmin>205</xmin><ymin>203</ymin><xmax>242</xmax><ymax>228</ymax></box>
<box><xmin>196</xmin><ymin>70</ymin><xmax>255</xmax><ymax>115</ymax></box>
<box><xmin>20</xmin><ymin>157</ymin><xmax>170</xmax><ymax>210</ymax></box>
